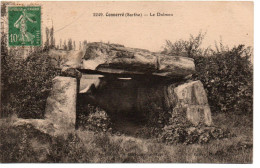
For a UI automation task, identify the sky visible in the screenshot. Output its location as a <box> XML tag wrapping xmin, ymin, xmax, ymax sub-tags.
<box><xmin>12</xmin><ymin>1</ymin><xmax>254</xmax><ymax>52</ymax></box>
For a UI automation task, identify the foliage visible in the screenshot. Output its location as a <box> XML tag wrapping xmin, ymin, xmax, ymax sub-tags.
<box><xmin>44</xmin><ymin>26</ymin><xmax>55</xmax><ymax>50</ymax></box>
<box><xmin>77</xmin><ymin>104</ymin><xmax>112</xmax><ymax>132</ymax></box>
<box><xmin>44</xmin><ymin>27</ymin><xmax>50</xmax><ymax>51</ymax></box>
<box><xmin>161</xmin><ymin>125</ymin><xmax>230</xmax><ymax>145</ymax></box>
<box><xmin>47</xmin><ymin>133</ymin><xmax>91</xmax><ymax>162</ymax></box>
<box><xmin>193</xmin><ymin>45</ymin><xmax>253</xmax><ymax>114</ymax></box>
<box><xmin>73</xmin><ymin>41</ymin><xmax>76</xmax><ymax>50</ymax></box>
<box><xmin>50</xmin><ymin>26</ymin><xmax>55</xmax><ymax>48</ymax></box>
<box><xmin>163</xmin><ymin>33</ymin><xmax>253</xmax><ymax>114</ymax></box>
<box><xmin>83</xmin><ymin>40</ymin><xmax>88</xmax><ymax>47</ymax></box>
<box><xmin>68</xmin><ymin>38</ymin><xmax>73</xmax><ymax>51</ymax></box>
<box><xmin>157</xmin><ymin>103</ymin><xmax>230</xmax><ymax>144</ymax></box>
<box><xmin>0</xmin><ymin>112</ymin><xmax>253</xmax><ymax>163</ymax></box>
<box><xmin>63</xmin><ymin>40</ymin><xmax>67</xmax><ymax>50</ymax></box>
<box><xmin>1</xmin><ymin>50</ymin><xmax>60</xmax><ymax>118</ymax></box>
<box><xmin>1</xmin><ymin>2</ymin><xmax>58</xmax><ymax>119</ymax></box>
<box><xmin>162</xmin><ymin>31</ymin><xmax>206</xmax><ymax>58</ymax></box>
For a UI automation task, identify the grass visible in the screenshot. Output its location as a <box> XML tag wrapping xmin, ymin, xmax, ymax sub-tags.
<box><xmin>0</xmin><ymin>112</ymin><xmax>252</xmax><ymax>163</ymax></box>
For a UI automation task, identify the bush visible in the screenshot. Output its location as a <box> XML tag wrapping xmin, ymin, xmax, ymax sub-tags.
<box><xmin>1</xmin><ymin>50</ymin><xmax>60</xmax><ymax>118</ymax></box>
<box><xmin>162</xmin><ymin>31</ymin><xmax>206</xmax><ymax>58</ymax></box>
<box><xmin>161</xmin><ymin>125</ymin><xmax>230</xmax><ymax>145</ymax></box>
<box><xmin>163</xmin><ymin>32</ymin><xmax>253</xmax><ymax>115</ymax></box>
<box><xmin>47</xmin><ymin>133</ymin><xmax>90</xmax><ymax>163</ymax></box>
<box><xmin>193</xmin><ymin>45</ymin><xmax>253</xmax><ymax>114</ymax></box>
<box><xmin>77</xmin><ymin>104</ymin><xmax>112</xmax><ymax>132</ymax></box>
<box><xmin>0</xmin><ymin>123</ymin><xmax>52</xmax><ymax>163</ymax></box>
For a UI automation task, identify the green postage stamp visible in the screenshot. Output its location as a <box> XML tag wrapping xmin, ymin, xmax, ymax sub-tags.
<box><xmin>8</xmin><ymin>6</ymin><xmax>41</xmax><ymax>46</ymax></box>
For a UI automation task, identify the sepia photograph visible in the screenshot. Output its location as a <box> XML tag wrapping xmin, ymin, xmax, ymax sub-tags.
<box><xmin>0</xmin><ymin>0</ymin><xmax>254</xmax><ymax>164</ymax></box>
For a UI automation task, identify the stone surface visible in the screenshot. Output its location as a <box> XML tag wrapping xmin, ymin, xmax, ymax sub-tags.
<box><xmin>81</xmin><ymin>42</ymin><xmax>195</xmax><ymax>78</ymax></box>
<box><xmin>79</xmin><ymin>74</ymin><xmax>103</xmax><ymax>93</ymax></box>
<box><xmin>12</xmin><ymin>119</ymin><xmax>56</xmax><ymax>136</ymax></box>
<box><xmin>174</xmin><ymin>81</ymin><xmax>208</xmax><ymax>105</ymax></box>
<box><xmin>173</xmin><ymin>81</ymin><xmax>212</xmax><ymax>126</ymax></box>
<box><xmin>8</xmin><ymin>117</ymin><xmax>74</xmax><ymax>137</ymax></box>
<box><xmin>48</xmin><ymin>49</ymin><xmax>85</xmax><ymax>69</ymax></box>
<box><xmin>45</xmin><ymin>76</ymin><xmax>77</xmax><ymax>131</ymax></box>
<box><xmin>61</xmin><ymin>67</ymin><xmax>82</xmax><ymax>79</ymax></box>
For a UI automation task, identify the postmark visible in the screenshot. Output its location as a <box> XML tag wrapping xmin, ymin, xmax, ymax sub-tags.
<box><xmin>8</xmin><ymin>6</ymin><xmax>41</xmax><ymax>46</ymax></box>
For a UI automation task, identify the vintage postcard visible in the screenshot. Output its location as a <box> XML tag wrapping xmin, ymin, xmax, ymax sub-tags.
<box><xmin>0</xmin><ymin>0</ymin><xmax>253</xmax><ymax>164</ymax></box>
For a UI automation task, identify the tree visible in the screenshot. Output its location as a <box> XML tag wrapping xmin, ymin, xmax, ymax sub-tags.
<box><xmin>50</xmin><ymin>25</ymin><xmax>55</xmax><ymax>49</ymax></box>
<box><xmin>63</xmin><ymin>40</ymin><xmax>67</xmax><ymax>50</ymax></box>
<box><xmin>53</xmin><ymin>38</ymin><xmax>56</xmax><ymax>49</ymax></box>
<box><xmin>44</xmin><ymin>27</ymin><xmax>50</xmax><ymax>50</ymax></box>
<box><xmin>68</xmin><ymin>38</ymin><xmax>73</xmax><ymax>51</ymax></box>
<box><xmin>83</xmin><ymin>40</ymin><xmax>87</xmax><ymax>47</ymax></box>
<box><xmin>1</xmin><ymin>2</ymin><xmax>9</xmax><ymax>117</ymax></box>
<box><xmin>162</xmin><ymin>31</ymin><xmax>206</xmax><ymax>58</ymax></box>
<box><xmin>73</xmin><ymin>41</ymin><xmax>76</xmax><ymax>50</ymax></box>
<box><xmin>79</xmin><ymin>41</ymin><xmax>82</xmax><ymax>50</ymax></box>
<box><xmin>59</xmin><ymin>39</ymin><xmax>62</xmax><ymax>49</ymax></box>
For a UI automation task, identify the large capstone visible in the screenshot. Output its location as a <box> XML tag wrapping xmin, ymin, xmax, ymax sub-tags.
<box><xmin>80</xmin><ymin>42</ymin><xmax>195</xmax><ymax>78</ymax></box>
<box><xmin>45</xmin><ymin>76</ymin><xmax>77</xmax><ymax>130</ymax></box>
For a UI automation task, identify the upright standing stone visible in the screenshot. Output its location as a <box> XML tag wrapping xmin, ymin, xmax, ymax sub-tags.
<box><xmin>45</xmin><ymin>76</ymin><xmax>77</xmax><ymax>130</ymax></box>
<box><xmin>173</xmin><ymin>80</ymin><xmax>212</xmax><ymax>126</ymax></box>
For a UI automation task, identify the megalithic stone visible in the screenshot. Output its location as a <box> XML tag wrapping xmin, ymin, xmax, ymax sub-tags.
<box><xmin>173</xmin><ymin>80</ymin><xmax>213</xmax><ymax>126</ymax></box>
<box><xmin>81</xmin><ymin>42</ymin><xmax>195</xmax><ymax>78</ymax></box>
<box><xmin>45</xmin><ymin>76</ymin><xmax>77</xmax><ymax>130</ymax></box>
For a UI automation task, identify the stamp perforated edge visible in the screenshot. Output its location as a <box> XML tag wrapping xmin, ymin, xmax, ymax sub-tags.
<box><xmin>6</xmin><ymin>3</ymin><xmax>42</xmax><ymax>48</ymax></box>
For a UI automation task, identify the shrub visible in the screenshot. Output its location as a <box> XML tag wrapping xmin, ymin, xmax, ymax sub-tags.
<box><xmin>161</xmin><ymin>125</ymin><xmax>230</xmax><ymax>145</ymax></box>
<box><xmin>163</xmin><ymin>32</ymin><xmax>253</xmax><ymax>115</ymax></box>
<box><xmin>0</xmin><ymin>123</ymin><xmax>52</xmax><ymax>163</ymax></box>
<box><xmin>193</xmin><ymin>45</ymin><xmax>253</xmax><ymax>114</ymax></box>
<box><xmin>1</xmin><ymin>50</ymin><xmax>60</xmax><ymax>118</ymax></box>
<box><xmin>47</xmin><ymin>133</ymin><xmax>90</xmax><ymax>163</ymax></box>
<box><xmin>77</xmin><ymin>104</ymin><xmax>112</xmax><ymax>132</ymax></box>
<box><xmin>162</xmin><ymin>31</ymin><xmax>206</xmax><ymax>58</ymax></box>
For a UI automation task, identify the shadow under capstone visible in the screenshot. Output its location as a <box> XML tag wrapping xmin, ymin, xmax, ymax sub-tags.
<box><xmin>76</xmin><ymin>73</ymin><xmax>185</xmax><ymax>136</ymax></box>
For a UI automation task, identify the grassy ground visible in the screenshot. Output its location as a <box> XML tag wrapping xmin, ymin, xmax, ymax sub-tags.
<box><xmin>0</xmin><ymin>112</ymin><xmax>252</xmax><ymax>163</ymax></box>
